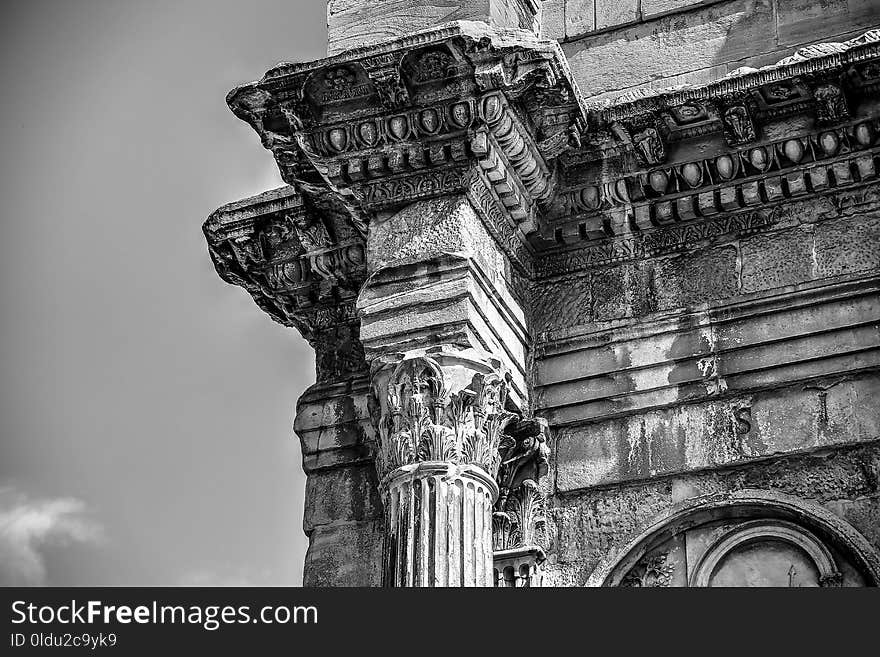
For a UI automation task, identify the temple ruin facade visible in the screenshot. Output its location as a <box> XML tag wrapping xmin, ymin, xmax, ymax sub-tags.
<box><xmin>204</xmin><ymin>0</ymin><xmax>880</xmax><ymax>586</ymax></box>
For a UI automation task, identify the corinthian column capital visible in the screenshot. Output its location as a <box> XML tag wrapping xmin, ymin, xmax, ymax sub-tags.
<box><xmin>371</xmin><ymin>351</ymin><xmax>515</xmax><ymax>484</ymax></box>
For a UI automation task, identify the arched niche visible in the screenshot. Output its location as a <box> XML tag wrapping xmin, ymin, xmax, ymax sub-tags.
<box><xmin>586</xmin><ymin>490</ymin><xmax>880</xmax><ymax>588</ymax></box>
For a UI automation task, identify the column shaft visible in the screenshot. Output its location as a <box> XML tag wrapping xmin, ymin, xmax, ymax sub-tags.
<box><xmin>384</xmin><ymin>463</ymin><xmax>496</xmax><ymax>587</ymax></box>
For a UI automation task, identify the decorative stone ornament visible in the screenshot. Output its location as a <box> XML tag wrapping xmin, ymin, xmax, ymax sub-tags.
<box><xmin>633</xmin><ymin>126</ymin><xmax>666</xmax><ymax>166</ymax></box>
<box><xmin>722</xmin><ymin>104</ymin><xmax>757</xmax><ymax>145</ymax></box>
<box><xmin>813</xmin><ymin>83</ymin><xmax>849</xmax><ymax>125</ymax></box>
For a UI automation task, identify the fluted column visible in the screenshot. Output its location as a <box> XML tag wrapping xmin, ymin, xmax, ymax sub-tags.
<box><xmin>384</xmin><ymin>463</ymin><xmax>497</xmax><ymax>587</ymax></box>
<box><xmin>371</xmin><ymin>352</ymin><xmax>514</xmax><ymax>587</ymax></box>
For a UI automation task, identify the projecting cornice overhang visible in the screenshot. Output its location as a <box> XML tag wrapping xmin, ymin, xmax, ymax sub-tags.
<box><xmin>224</xmin><ymin>21</ymin><xmax>586</xmax><ymax>272</ymax></box>
<box><xmin>205</xmin><ymin>27</ymin><xmax>880</xmax><ymax>330</ymax></box>
<box><xmin>540</xmin><ymin>30</ymin><xmax>880</xmax><ymax>265</ymax></box>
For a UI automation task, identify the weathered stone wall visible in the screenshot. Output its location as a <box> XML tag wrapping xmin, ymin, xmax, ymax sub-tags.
<box><xmin>532</xmin><ymin>191</ymin><xmax>880</xmax><ymax>336</ymax></box>
<box><xmin>534</xmin><ymin>185</ymin><xmax>880</xmax><ymax>584</ymax></box>
<box><xmin>543</xmin><ymin>442</ymin><xmax>880</xmax><ymax>584</ymax></box>
<box><xmin>541</xmin><ymin>0</ymin><xmax>879</xmax><ymax>102</ymax></box>
<box><xmin>302</xmin><ymin>464</ymin><xmax>385</xmax><ymax>586</ymax></box>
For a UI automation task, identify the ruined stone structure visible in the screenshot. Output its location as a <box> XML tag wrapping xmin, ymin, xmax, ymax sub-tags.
<box><xmin>205</xmin><ymin>1</ymin><xmax>880</xmax><ymax>586</ymax></box>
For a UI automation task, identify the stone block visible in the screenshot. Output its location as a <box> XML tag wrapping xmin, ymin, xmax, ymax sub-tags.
<box><xmin>530</xmin><ymin>273</ymin><xmax>592</xmax><ymax>334</ymax></box>
<box><xmin>327</xmin><ymin>0</ymin><xmax>540</xmax><ymax>54</ymax></box>
<box><xmin>590</xmin><ymin>266</ymin><xmax>627</xmax><ymax>321</ymax></box>
<box><xmin>303</xmin><ymin>464</ymin><xmax>382</xmax><ymax>533</ymax></box>
<box><xmin>775</xmin><ymin>0</ymin><xmax>879</xmax><ymax>48</ymax></box>
<box><xmin>294</xmin><ymin>382</ymin><xmax>374</xmax><ymax>472</ymax></box>
<box><xmin>303</xmin><ymin>521</ymin><xmax>384</xmax><ymax>586</ymax></box>
<box><xmin>565</xmin><ymin>0</ymin><xmax>595</xmax><ymax>37</ymax></box>
<box><xmin>814</xmin><ymin>214</ymin><xmax>880</xmax><ymax>279</ymax></box>
<box><xmin>555</xmin><ymin>373</ymin><xmax>880</xmax><ymax>491</ymax></box>
<box><xmin>552</xmin><ymin>482</ymin><xmax>672</xmax><ymax>565</ymax></box>
<box><xmin>595</xmin><ymin>0</ymin><xmax>639</xmax><ymax>30</ymax></box>
<box><xmin>641</xmin><ymin>0</ymin><xmax>712</xmax><ymax>18</ymax></box>
<box><xmin>563</xmin><ymin>0</ymin><xmax>776</xmax><ymax>96</ymax></box>
<box><xmin>540</xmin><ymin>0</ymin><xmax>566</xmax><ymax>39</ymax></box>
<box><xmin>653</xmin><ymin>246</ymin><xmax>738</xmax><ymax>309</ymax></box>
<box><xmin>824</xmin><ymin>494</ymin><xmax>880</xmax><ymax>552</ymax></box>
<box><xmin>740</xmin><ymin>227</ymin><xmax>813</xmax><ymax>293</ymax></box>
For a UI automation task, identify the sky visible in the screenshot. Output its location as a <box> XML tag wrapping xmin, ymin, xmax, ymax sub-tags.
<box><xmin>0</xmin><ymin>0</ymin><xmax>328</xmax><ymax>586</ymax></box>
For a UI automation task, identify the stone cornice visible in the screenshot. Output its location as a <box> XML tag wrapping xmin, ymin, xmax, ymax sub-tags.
<box><xmin>224</xmin><ymin>21</ymin><xmax>585</xmax><ymax>275</ymax></box>
<box><xmin>204</xmin><ymin>185</ymin><xmax>367</xmax><ymax>341</ymax></box>
<box><xmin>206</xmin><ymin>27</ymin><xmax>880</xmax><ymax>325</ymax></box>
<box><xmin>543</xmin><ymin>118</ymin><xmax>880</xmax><ymax>252</ymax></box>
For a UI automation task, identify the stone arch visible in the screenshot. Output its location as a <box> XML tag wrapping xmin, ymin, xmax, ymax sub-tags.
<box><xmin>585</xmin><ymin>489</ymin><xmax>880</xmax><ymax>587</ymax></box>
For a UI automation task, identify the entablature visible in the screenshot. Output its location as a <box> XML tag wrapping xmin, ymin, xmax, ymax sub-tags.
<box><xmin>224</xmin><ymin>21</ymin><xmax>586</xmax><ymax>276</ymax></box>
<box><xmin>536</xmin><ymin>30</ymin><xmax>880</xmax><ymax>267</ymax></box>
<box><xmin>206</xmin><ymin>27</ymin><xmax>880</xmax><ymax>330</ymax></box>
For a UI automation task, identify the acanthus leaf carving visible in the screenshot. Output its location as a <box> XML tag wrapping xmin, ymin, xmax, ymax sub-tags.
<box><xmin>813</xmin><ymin>83</ymin><xmax>850</xmax><ymax>125</ymax></box>
<box><xmin>492</xmin><ymin>417</ymin><xmax>550</xmax><ymax>552</ymax></box>
<box><xmin>375</xmin><ymin>356</ymin><xmax>515</xmax><ymax>482</ymax></box>
<box><xmin>620</xmin><ymin>551</ymin><xmax>675</xmax><ymax>587</ymax></box>
<box><xmin>632</xmin><ymin>126</ymin><xmax>666</xmax><ymax>166</ymax></box>
<box><xmin>362</xmin><ymin>52</ymin><xmax>410</xmax><ymax>111</ymax></box>
<box><xmin>722</xmin><ymin>103</ymin><xmax>757</xmax><ymax>146</ymax></box>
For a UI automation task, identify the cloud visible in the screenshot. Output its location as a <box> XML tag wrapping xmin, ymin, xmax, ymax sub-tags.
<box><xmin>0</xmin><ymin>486</ymin><xmax>104</xmax><ymax>586</ymax></box>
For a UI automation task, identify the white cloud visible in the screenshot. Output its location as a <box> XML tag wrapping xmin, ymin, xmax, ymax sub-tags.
<box><xmin>0</xmin><ymin>486</ymin><xmax>104</xmax><ymax>586</ymax></box>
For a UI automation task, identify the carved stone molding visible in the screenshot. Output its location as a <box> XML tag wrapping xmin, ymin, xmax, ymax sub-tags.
<box><xmin>212</xmin><ymin>30</ymin><xmax>880</xmax><ymax>320</ymax></box>
<box><xmin>541</xmin><ymin>30</ymin><xmax>880</xmax><ymax>261</ymax></box>
<box><xmin>688</xmin><ymin>520</ymin><xmax>841</xmax><ymax>588</ymax></box>
<box><xmin>556</xmin><ymin>117</ymin><xmax>879</xmax><ymax>241</ymax></box>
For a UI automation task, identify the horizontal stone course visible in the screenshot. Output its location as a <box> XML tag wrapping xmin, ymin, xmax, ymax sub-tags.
<box><xmin>564</xmin><ymin>0</ymin><xmax>777</xmax><ymax>97</ymax></box>
<box><xmin>554</xmin><ymin>373</ymin><xmax>880</xmax><ymax>491</ymax></box>
<box><xmin>545</xmin><ymin>442</ymin><xmax>880</xmax><ymax>582</ymax></box>
<box><xmin>303</xmin><ymin>464</ymin><xmax>383</xmax><ymax>533</ymax></box>
<box><xmin>327</xmin><ymin>0</ymin><xmax>540</xmax><ymax>54</ymax></box>
<box><xmin>303</xmin><ymin>520</ymin><xmax>384</xmax><ymax>586</ymax></box>
<box><xmin>561</xmin><ymin>0</ymin><xmax>879</xmax><ymax>99</ymax></box>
